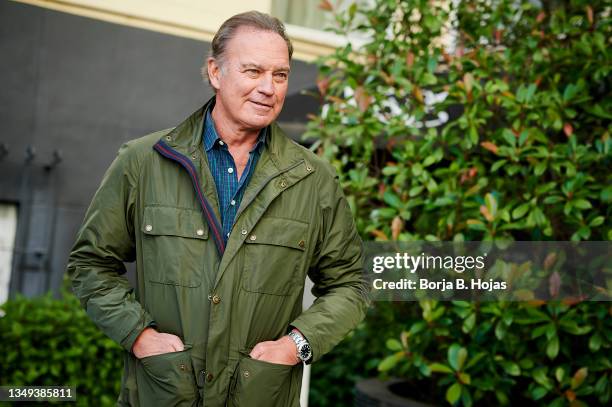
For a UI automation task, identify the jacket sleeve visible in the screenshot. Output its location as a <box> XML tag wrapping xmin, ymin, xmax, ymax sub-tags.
<box><xmin>290</xmin><ymin>167</ymin><xmax>370</xmax><ymax>363</ymax></box>
<box><xmin>67</xmin><ymin>143</ymin><xmax>155</xmax><ymax>352</ymax></box>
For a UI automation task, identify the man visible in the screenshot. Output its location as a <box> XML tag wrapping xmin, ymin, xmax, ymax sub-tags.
<box><xmin>68</xmin><ymin>10</ymin><xmax>368</xmax><ymax>407</ymax></box>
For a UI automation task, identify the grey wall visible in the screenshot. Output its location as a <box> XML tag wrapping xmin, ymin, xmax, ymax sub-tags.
<box><xmin>0</xmin><ymin>1</ymin><xmax>319</xmax><ymax>297</ymax></box>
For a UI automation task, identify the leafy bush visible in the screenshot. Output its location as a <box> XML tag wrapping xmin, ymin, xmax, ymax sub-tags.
<box><xmin>307</xmin><ymin>0</ymin><xmax>610</xmax><ymax>405</ymax></box>
<box><xmin>0</xmin><ymin>292</ymin><xmax>123</xmax><ymax>406</ymax></box>
<box><xmin>378</xmin><ymin>300</ymin><xmax>611</xmax><ymax>406</ymax></box>
<box><xmin>306</xmin><ymin>0</ymin><xmax>610</xmax><ymax>241</ymax></box>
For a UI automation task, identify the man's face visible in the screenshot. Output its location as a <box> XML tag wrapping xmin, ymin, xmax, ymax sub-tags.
<box><xmin>208</xmin><ymin>27</ymin><xmax>290</xmax><ymax>131</ymax></box>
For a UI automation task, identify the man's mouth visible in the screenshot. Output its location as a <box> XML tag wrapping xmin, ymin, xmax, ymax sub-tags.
<box><xmin>250</xmin><ymin>100</ymin><xmax>273</xmax><ymax>108</ymax></box>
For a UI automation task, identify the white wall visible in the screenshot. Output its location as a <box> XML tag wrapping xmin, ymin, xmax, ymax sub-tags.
<box><xmin>0</xmin><ymin>204</ymin><xmax>18</xmax><ymax>305</ymax></box>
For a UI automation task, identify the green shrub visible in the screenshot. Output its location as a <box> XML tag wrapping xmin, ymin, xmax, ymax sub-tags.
<box><xmin>0</xmin><ymin>292</ymin><xmax>123</xmax><ymax>406</ymax></box>
<box><xmin>307</xmin><ymin>0</ymin><xmax>610</xmax><ymax>405</ymax></box>
<box><xmin>378</xmin><ymin>300</ymin><xmax>611</xmax><ymax>406</ymax></box>
<box><xmin>306</xmin><ymin>0</ymin><xmax>610</xmax><ymax>241</ymax></box>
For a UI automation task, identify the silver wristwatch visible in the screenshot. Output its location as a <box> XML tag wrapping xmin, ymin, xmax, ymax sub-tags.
<box><xmin>288</xmin><ymin>330</ymin><xmax>312</xmax><ymax>362</ymax></box>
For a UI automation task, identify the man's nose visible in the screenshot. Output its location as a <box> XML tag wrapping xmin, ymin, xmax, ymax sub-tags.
<box><xmin>257</xmin><ymin>73</ymin><xmax>274</xmax><ymax>96</ymax></box>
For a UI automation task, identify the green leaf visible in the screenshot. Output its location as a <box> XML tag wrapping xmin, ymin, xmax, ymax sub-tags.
<box><xmin>512</xmin><ymin>203</ymin><xmax>530</xmax><ymax>220</ymax></box>
<box><xmin>462</xmin><ymin>313</ymin><xmax>476</xmax><ymax>333</ymax></box>
<box><xmin>543</xmin><ymin>196</ymin><xmax>564</xmax><ymax>204</ymax></box>
<box><xmin>383</xmin><ymin>191</ymin><xmax>402</xmax><ymax>209</ymax></box>
<box><xmin>386</xmin><ymin>338</ymin><xmax>403</xmax><ymax>351</ymax></box>
<box><xmin>409</xmin><ymin>186</ymin><xmax>424</xmax><ymax>197</ymax></box>
<box><xmin>571</xmin><ymin>367</ymin><xmax>588</xmax><ymax>389</ymax></box>
<box><xmin>589</xmin><ymin>216</ymin><xmax>604</xmax><ymax>227</ymax></box>
<box><xmin>572</xmin><ymin>199</ymin><xmax>592</xmax><ymax>209</ymax></box>
<box><xmin>448</xmin><ymin>344</ymin><xmax>467</xmax><ymax>371</ymax></box>
<box><xmin>555</xmin><ymin>367</ymin><xmax>566</xmax><ymax>383</ymax></box>
<box><xmin>378</xmin><ymin>354</ymin><xmax>399</xmax><ymax>372</ymax></box>
<box><xmin>588</xmin><ymin>333</ymin><xmax>602</xmax><ymax>351</ymax></box>
<box><xmin>446</xmin><ymin>383</ymin><xmax>462</xmax><ymax>405</ymax></box>
<box><xmin>501</xmin><ymin>361</ymin><xmax>521</xmax><ymax>376</ymax></box>
<box><xmin>429</xmin><ymin>362</ymin><xmax>454</xmax><ymax>374</ymax></box>
<box><xmin>531</xmin><ymin>386</ymin><xmax>548</xmax><ymax>400</ymax></box>
<box><xmin>412</xmin><ymin>163</ymin><xmax>423</xmax><ymax>176</ymax></box>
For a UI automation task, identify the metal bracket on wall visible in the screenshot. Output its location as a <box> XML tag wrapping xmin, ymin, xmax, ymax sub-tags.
<box><xmin>0</xmin><ymin>143</ymin><xmax>7</xmax><ymax>161</ymax></box>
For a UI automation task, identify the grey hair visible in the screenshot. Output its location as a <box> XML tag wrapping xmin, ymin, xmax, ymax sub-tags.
<box><xmin>201</xmin><ymin>10</ymin><xmax>293</xmax><ymax>87</ymax></box>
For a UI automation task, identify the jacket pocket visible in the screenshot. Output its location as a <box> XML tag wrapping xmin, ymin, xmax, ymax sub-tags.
<box><xmin>242</xmin><ymin>217</ymin><xmax>309</xmax><ymax>295</ymax></box>
<box><xmin>136</xmin><ymin>346</ymin><xmax>198</xmax><ymax>406</ymax></box>
<box><xmin>141</xmin><ymin>206</ymin><xmax>208</xmax><ymax>287</ymax></box>
<box><xmin>228</xmin><ymin>355</ymin><xmax>293</xmax><ymax>407</ymax></box>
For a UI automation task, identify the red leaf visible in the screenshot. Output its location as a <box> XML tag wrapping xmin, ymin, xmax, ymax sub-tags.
<box><xmin>318</xmin><ymin>0</ymin><xmax>333</xmax><ymax>11</ymax></box>
<box><xmin>564</xmin><ymin>123</ymin><xmax>573</xmax><ymax>137</ymax></box>
<box><xmin>391</xmin><ymin>216</ymin><xmax>403</xmax><ymax>240</ymax></box>
<box><xmin>406</xmin><ymin>52</ymin><xmax>415</xmax><ymax>68</ymax></box>
<box><xmin>480</xmin><ymin>141</ymin><xmax>499</xmax><ymax>155</ymax></box>
<box><xmin>549</xmin><ymin>271</ymin><xmax>561</xmax><ymax>298</ymax></box>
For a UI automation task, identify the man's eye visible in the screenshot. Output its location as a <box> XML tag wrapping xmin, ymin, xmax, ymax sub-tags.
<box><xmin>275</xmin><ymin>73</ymin><xmax>288</xmax><ymax>80</ymax></box>
<box><xmin>246</xmin><ymin>69</ymin><xmax>259</xmax><ymax>75</ymax></box>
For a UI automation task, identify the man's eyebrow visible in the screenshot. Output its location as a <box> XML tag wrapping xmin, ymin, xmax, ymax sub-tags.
<box><xmin>240</xmin><ymin>63</ymin><xmax>291</xmax><ymax>72</ymax></box>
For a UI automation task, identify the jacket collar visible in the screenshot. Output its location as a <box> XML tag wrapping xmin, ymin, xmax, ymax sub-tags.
<box><xmin>160</xmin><ymin>96</ymin><xmax>305</xmax><ymax>171</ymax></box>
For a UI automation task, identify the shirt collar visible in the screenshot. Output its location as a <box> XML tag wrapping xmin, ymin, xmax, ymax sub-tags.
<box><xmin>203</xmin><ymin>107</ymin><xmax>267</xmax><ymax>153</ymax></box>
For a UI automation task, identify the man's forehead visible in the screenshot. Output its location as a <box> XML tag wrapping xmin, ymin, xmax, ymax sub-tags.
<box><xmin>224</xmin><ymin>26</ymin><xmax>289</xmax><ymax>61</ymax></box>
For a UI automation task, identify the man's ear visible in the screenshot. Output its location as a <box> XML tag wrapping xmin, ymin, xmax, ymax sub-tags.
<box><xmin>208</xmin><ymin>57</ymin><xmax>222</xmax><ymax>90</ymax></box>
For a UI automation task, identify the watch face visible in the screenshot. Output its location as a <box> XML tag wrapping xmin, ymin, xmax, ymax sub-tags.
<box><xmin>299</xmin><ymin>343</ymin><xmax>312</xmax><ymax>360</ymax></box>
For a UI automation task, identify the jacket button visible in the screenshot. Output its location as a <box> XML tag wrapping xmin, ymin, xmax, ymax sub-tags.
<box><xmin>280</xmin><ymin>180</ymin><xmax>287</xmax><ymax>188</ymax></box>
<box><xmin>243</xmin><ymin>370</ymin><xmax>250</xmax><ymax>378</ymax></box>
<box><xmin>145</xmin><ymin>225</ymin><xmax>153</xmax><ymax>232</ymax></box>
<box><xmin>196</xmin><ymin>229</ymin><xmax>204</xmax><ymax>236</ymax></box>
<box><xmin>179</xmin><ymin>363</ymin><xmax>186</xmax><ymax>371</ymax></box>
<box><xmin>206</xmin><ymin>373</ymin><xmax>213</xmax><ymax>382</ymax></box>
<box><xmin>211</xmin><ymin>295</ymin><xmax>221</xmax><ymax>304</ymax></box>
<box><xmin>192</xmin><ymin>153</ymin><xmax>197</xmax><ymax>160</ymax></box>
<box><xmin>306</xmin><ymin>165</ymin><xmax>312</xmax><ymax>172</ymax></box>
<box><xmin>249</xmin><ymin>235</ymin><xmax>256</xmax><ymax>241</ymax></box>
<box><xmin>165</xmin><ymin>135</ymin><xmax>172</xmax><ymax>141</ymax></box>
<box><xmin>241</xmin><ymin>229</ymin><xmax>248</xmax><ymax>235</ymax></box>
<box><xmin>298</xmin><ymin>240</ymin><xmax>305</xmax><ymax>248</ymax></box>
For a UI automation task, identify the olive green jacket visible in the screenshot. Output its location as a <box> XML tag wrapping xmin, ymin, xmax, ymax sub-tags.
<box><xmin>67</xmin><ymin>98</ymin><xmax>369</xmax><ymax>406</ymax></box>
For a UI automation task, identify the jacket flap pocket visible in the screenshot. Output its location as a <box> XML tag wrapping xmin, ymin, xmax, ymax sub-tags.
<box><xmin>141</xmin><ymin>206</ymin><xmax>208</xmax><ymax>240</ymax></box>
<box><xmin>244</xmin><ymin>217</ymin><xmax>308</xmax><ymax>251</ymax></box>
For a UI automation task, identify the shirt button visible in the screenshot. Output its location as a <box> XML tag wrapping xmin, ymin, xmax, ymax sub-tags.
<box><xmin>211</xmin><ymin>295</ymin><xmax>221</xmax><ymax>304</ymax></box>
<box><xmin>226</xmin><ymin>232</ymin><xmax>230</xmax><ymax>238</ymax></box>
<box><xmin>219</xmin><ymin>140</ymin><xmax>224</xmax><ymax>146</ymax></box>
<box><xmin>227</xmin><ymin>167</ymin><xmax>234</xmax><ymax>174</ymax></box>
<box><xmin>196</xmin><ymin>229</ymin><xmax>204</xmax><ymax>236</ymax></box>
<box><xmin>145</xmin><ymin>225</ymin><xmax>153</xmax><ymax>232</ymax></box>
<box><xmin>230</xmin><ymin>200</ymin><xmax>236</xmax><ymax>206</ymax></box>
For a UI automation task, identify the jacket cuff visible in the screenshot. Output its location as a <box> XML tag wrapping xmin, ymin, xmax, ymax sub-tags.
<box><xmin>121</xmin><ymin>315</ymin><xmax>157</xmax><ymax>353</ymax></box>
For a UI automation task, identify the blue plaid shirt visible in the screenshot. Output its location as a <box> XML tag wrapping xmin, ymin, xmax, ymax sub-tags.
<box><xmin>203</xmin><ymin>109</ymin><xmax>266</xmax><ymax>243</ymax></box>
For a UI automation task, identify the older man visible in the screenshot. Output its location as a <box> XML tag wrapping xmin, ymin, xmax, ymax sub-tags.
<box><xmin>68</xmin><ymin>10</ymin><xmax>368</xmax><ymax>407</ymax></box>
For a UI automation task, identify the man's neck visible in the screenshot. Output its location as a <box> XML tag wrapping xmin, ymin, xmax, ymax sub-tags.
<box><xmin>211</xmin><ymin>104</ymin><xmax>260</xmax><ymax>150</ymax></box>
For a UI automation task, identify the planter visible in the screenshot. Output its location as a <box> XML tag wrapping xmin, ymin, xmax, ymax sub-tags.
<box><xmin>355</xmin><ymin>378</ymin><xmax>438</xmax><ymax>407</ymax></box>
